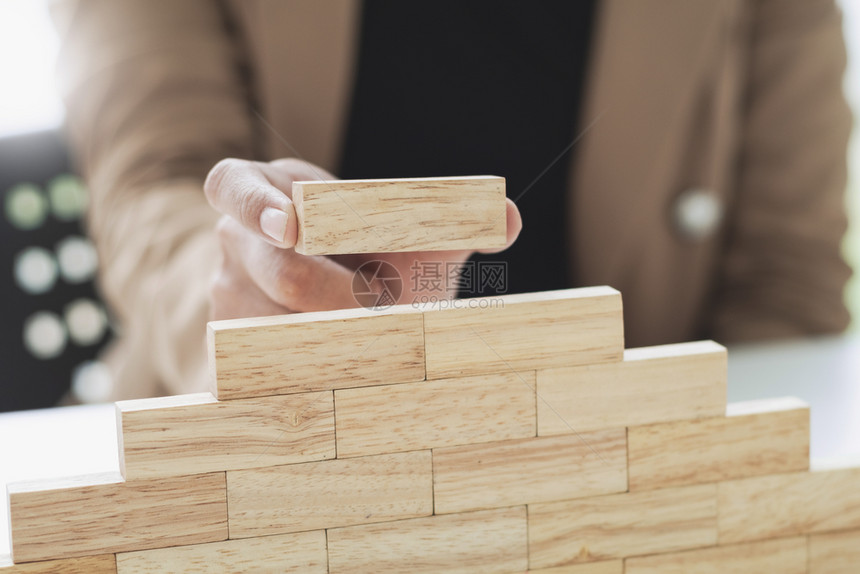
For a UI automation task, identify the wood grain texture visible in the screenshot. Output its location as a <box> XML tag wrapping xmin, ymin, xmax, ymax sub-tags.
<box><xmin>627</xmin><ymin>396</ymin><xmax>810</xmax><ymax>491</ymax></box>
<box><xmin>327</xmin><ymin>506</ymin><xmax>528</xmax><ymax>574</ymax></box>
<box><xmin>209</xmin><ymin>304</ymin><xmax>424</xmax><ymax>400</ymax></box>
<box><xmin>423</xmin><ymin>287</ymin><xmax>623</xmax><ymax>379</ymax></box>
<box><xmin>718</xmin><ymin>466</ymin><xmax>860</xmax><ymax>544</ymax></box>
<box><xmin>0</xmin><ymin>554</ymin><xmax>116</xmax><ymax>573</ymax></box>
<box><xmin>334</xmin><ymin>372</ymin><xmax>536</xmax><ymax>458</ymax></box>
<box><xmin>526</xmin><ymin>562</ymin><xmax>623</xmax><ymax>574</ymax></box>
<box><xmin>432</xmin><ymin>430</ymin><xmax>627</xmax><ymax>514</ymax></box>
<box><xmin>624</xmin><ymin>536</ymin><xmax>807</xmax><ymax>574</ymax></box>
<box><xmin>226</xmin><ymin>451</ymin><xmax>432</xmax><ymax>538</ymax></box>
<box><xmin>8</xmin><ymin>472</ymin><xmax>227</xmax><ymax>563</ymax></box>
<box><xmin>537</xmin><ymin>341</ymin><xmax>726</xmax><ymax>435</ymax></box>
<box><xmin>292</xmin><ymin>176</ymin><xmax>506</xmax><ymax>254</ymax></box>
<box><xmin>809</xmin><ymin>529</ymin><xmax>860</xmax><ymax>574</ymax></box>
<box><xmin>115</xmin><ymin>531</ymin><xmax>327</xmax><ymax>574</ymax></box>
<box><xmin>117</xmin><ymin>391</ymin><xmax>334</xmax><ymax>479</ymax></box>
<box><xmin>528</xmin><ymin>484</ymin><xmax>717</xmax><ymax>568</ymax></box>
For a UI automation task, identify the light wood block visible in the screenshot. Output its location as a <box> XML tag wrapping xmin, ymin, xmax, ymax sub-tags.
<box><xmin>209</xmin><ymin>305</ymin><xmax>424</xmax><ymax>400</ymax></box>
<box><xmin>327</xmin><ymin>506</ymin><xmax>528</xmax><ymax>574</ymax></box>
<box><xmin>810</xmin><ymin>529</ymin><xmax>860</xmax><ymax>574</ymax></box>
<box><xmin>432</xmin><ymin>430</ymin><xmax>627</xmax><ymax>514</ymax></box>
<box><xmin>625</xmin><ymin>536</ymin><xmax>807</xmax><ymax>574</ymax></box>
<box><xmin>334</xmin><ymin>372</ymin><xmax>536</xmax><ymax>458</ymax></box>
<box><xmin>0</xmin><ymin>554</ymin><xmax>116</xmax><ymax>573</ymax></box>
<box><xmin>527</xmin><ymin>562</ymin><xmax>623</xmax><ymax>574</ymax></box>
<box><xmin>718</xmin><ymin>466</ymin><xmax>860</xmax><ymax>544</ymax></box>
<box><xmin>537</xmin><ymin>341</ymin><xmax>726</xmax><ymax>435</ymax></box>
<box><xmin>227</xmin><ymin>451</ymin><xmax>432</xmax><ymax>538</ymax></box>
<box><xmin>528</xmin><ymin>484</ymin><xmax>717</xmax><ymax>568</ymax></box>
<box><xmin>423</xmin><ymin>287</ymin><xmax>623</xmax><ymax>379</ymax></box>
<box><xmin>292</xmin><ymin>176</ymin><xmax>506</xmax><ymax>254</ymax></box>
<box><xmin>627</xmin><ymin>397</ymin><xmax>810</xmax><ymax>491</ymax></box>
<box><xmin>116</xmin><ymin>531</ymin><xmax>327</xmax><ymax>573</ymax></box>
<box><xmin>8</xmin><ymin>472</ymin><xmax>227</xmax><ymax>563</ymax></box>
<box><xmin>117</xmin><ymin>391</ymin><xmax>334</xmax><ymax>479</ymax></box>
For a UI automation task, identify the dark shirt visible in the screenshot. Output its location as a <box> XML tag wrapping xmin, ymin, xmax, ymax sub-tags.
<box><xmin>339</xmin><ymin>0</ymin><xmax>596</xmax><ymax>296</ymax></box>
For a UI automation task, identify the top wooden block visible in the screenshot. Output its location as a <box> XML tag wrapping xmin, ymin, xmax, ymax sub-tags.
<box><xmin>423</xmin><ymin>286</ymin><xmax>624</xmax><ymax>379</ymax></box>
<box><xmin>209</xmin><ymin>305</ymin><xmax>424</xmax><ymax>400</ymax></box>
<box><xmin>292</xmin><ymin>176</ymin><xmax>506</xmax><ymax>254</ymax></box>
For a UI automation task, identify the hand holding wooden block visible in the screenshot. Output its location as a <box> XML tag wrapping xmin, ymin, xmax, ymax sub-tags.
<box><xmin>293</xmin><ymin>176</ymin><xmax>507</xmax><ymax>254</ymax></box>
<box><xmin>7</xmin><ymin>182</ymin><xmax>860</xmax><ymax>574</ymax></box>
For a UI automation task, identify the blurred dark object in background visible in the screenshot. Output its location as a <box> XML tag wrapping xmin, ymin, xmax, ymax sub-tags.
<box><xmin>0</xmin><ymin>129</ymin><xmax>112</xmax><ymax>412</ymax></box>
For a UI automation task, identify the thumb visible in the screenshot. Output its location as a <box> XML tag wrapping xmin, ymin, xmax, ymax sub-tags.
<box><xmin>204</xmin><ymin>158</ymin><xmax>299</xmax><ymax>248</ymax></box>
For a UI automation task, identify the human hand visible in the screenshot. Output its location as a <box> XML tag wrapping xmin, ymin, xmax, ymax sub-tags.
<box><xmin>204</xmin><ymin>158</ymin><xmax>522</xmax><ymax>320</ymax></box>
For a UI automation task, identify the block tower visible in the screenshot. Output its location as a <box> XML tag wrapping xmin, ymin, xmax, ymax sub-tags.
<box><xmin>4</xmin><ymin>177</ymin><xmax>859</xmax><ymax>573</ymax></box>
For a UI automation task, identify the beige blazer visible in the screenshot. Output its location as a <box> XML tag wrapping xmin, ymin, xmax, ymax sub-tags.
<box><xmin>51</xmin><ymin>0</ymin><xmax>852</xmax><ymax>400</ymax></box>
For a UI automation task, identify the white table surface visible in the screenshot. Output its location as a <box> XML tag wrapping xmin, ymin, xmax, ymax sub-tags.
<box><xmin>1</xmin><ymin>334</ymin><xmax>859</xmax><ymax>557</ymax></box>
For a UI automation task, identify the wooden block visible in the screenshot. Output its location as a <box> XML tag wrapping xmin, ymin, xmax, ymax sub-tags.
<box><xmin>117</xmin><ymin>391</ymin><xmax>334</xmax><ymax>479</ymax></box>
<box><xmin>334</xmin><ymin>372</ymin><xmax>536</xmax><ymax>458</ymax></box>
<box><xmin>327</xmin><ymin>506</ymin><xmax>528</xmax><ymax>573</ymax></box>
<box><xmin>528</xmin><ymin>484</ymin><xmax>717</xmax><ymax>568</ymax></box>
<box><xmin>423</xmin><ymin>287</ymin><xmax>623</xmax><ymax>380</ymax></box>
<box><xmin>718</xmin><ymin>466</ymin><xmax>860</xmax><ymax>544</ymax></box>
<box><xmin>227</xmin><ymin>451</ymin><xmax>432</xmax><ymax>538</ymax></box>
<box><xmin>292</xmin><ymin>176</ymin><xmax>506</xmax><ymax>254</ymax></box>
<box><xmin>116</xmin><ymin>531</ymin><xmax>327</xmax><ymax>573</ymax></box>
<box><xmin>537</xmin><ymin>341</ymin><xmax>726</xmax><ymax>435</ymax></box>
<box><xmin>527</xmin><ymin>562</ymin><xmax>623</xmax><ymax>574</ymax></box>
<box><xmin>432</xmin><ymin>430</ymin><xmax>627</xmax><ymax>514</ymax></box>
<box><xmin>624</xmin><ymin>536</ymin><xmax>807</xmax><ymax>574</ymax></box>
<box><xmin>209</xmin><ymin>305</ymin><xmax>424</xmax><ymax>400</ymax></box>
<box><xmin>9</xmin><ymin>472</ymin><xmax>227</xmax><ymax>563</ymax></box>
<box><xmin>810</xmin><ymin>529</ymin><xmax>860</xmax><ymax>574</ymax></box>
<box><xmin>0</xmin><ymin>554</ymin><xmax>116</xmax><ymax>573</ymax></box>
<box><xmin>627</xmin><ymin>396</ymin><xmax>810</xmax><ymax>491</ymax></box>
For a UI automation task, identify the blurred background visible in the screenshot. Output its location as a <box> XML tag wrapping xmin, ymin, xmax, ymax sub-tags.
<box><xmin>0</xmin><ymin>1</ymin><xmax>858</xmax><ymax>412</ymax></box>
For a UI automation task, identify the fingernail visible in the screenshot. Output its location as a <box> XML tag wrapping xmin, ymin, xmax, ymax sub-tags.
<box><xmin>260</xmin><ymin>207</ymin><xmax>288</xmax><ymax>244</ymax></box>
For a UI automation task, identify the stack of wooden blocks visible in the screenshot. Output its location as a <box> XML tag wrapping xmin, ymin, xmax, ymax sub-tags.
<box><xmin>3</xmin><ymin>177</ymin><xmax>859</xmax><ymax>572</ymax></box>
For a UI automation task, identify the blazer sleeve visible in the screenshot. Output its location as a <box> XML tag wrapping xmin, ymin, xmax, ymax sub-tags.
<box><xmin>711</xmin><ymin>0</ymin><xmax>853</xmax><ymax>342</ymax></box>
<box><xmin>51</xmin><ymin>0</ymin><xmax>254</xmax><ymax>397</ymax></box>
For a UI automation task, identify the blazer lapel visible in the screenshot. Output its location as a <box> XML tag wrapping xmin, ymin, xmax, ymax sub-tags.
<box><xmin>249</xmin><ymin>0</ymin><xmax>360</xmax><ymax>172</ymax></box>
<box><xmin>570</xmin><ymin>0</ymin><xmax>725</xmax><ymax>286</ymax></box>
